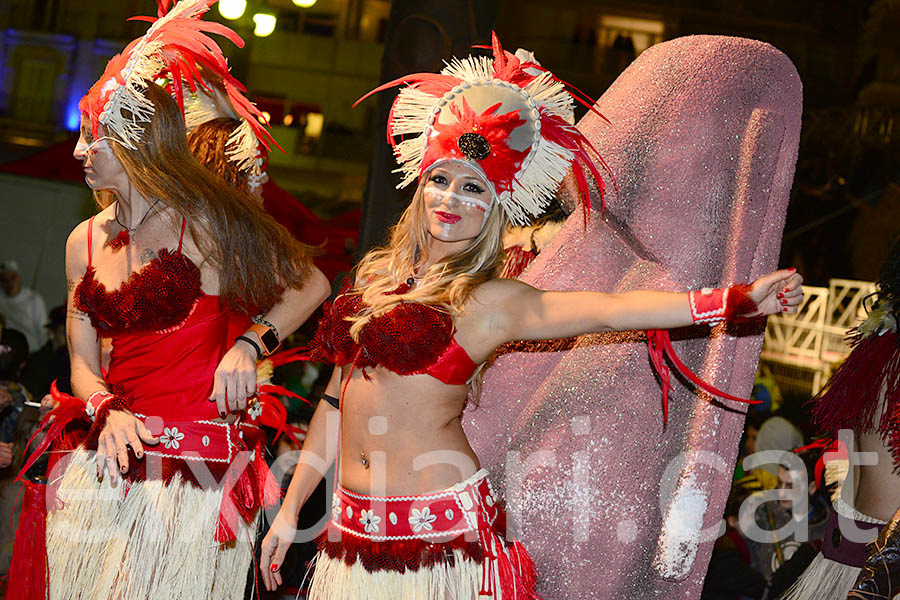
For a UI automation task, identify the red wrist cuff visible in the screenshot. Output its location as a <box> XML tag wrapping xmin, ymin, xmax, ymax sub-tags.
<box><xmin>689</xmin><ymin>284</ymin><xmax>758</xmax><ymax>325</ymax></box>
<box><xmin>689</xmin><ymin>287</ymin><xmax>728</xmax><ymax>325</ymax></box>
<box><xmin>85</xmin><ymin>391</ymin><xmax>113</xmax><ymax>421</ymax></box>
<box><xmin>88</xmin><ymin>395</ymin><xmax>133</xmax><ymax>438</ymax></box>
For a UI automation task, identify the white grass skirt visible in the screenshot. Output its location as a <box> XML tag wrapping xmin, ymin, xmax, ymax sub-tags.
<box><xmin>46</xmin><ymin>448</ymin><xmax>256</xmax><ymax>600</ymax></box>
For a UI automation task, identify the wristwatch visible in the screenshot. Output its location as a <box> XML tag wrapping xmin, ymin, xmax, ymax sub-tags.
<box><xmin>248</xmin><ymin>323</ymin><xmax>281</xmax><ymax>356</ymax></box>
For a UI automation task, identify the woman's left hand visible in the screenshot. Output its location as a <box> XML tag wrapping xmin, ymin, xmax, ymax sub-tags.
<box><xmin>747</xmin><ymin>268</ymin><xmax>804</xmax><ymax>317</ymax></box>
<box><xmin>210</xmin><ymin>341</ymin><xmax>258</xmax><ymax>416</ymax></box>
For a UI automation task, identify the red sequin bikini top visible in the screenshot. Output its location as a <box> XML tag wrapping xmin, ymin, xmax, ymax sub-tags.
<box><xmin>74</xmin><ymin>215</ymin><xmax>203</xmax><ymax>337</ymax></box>
<box><xmin>311</xmin><ymin>283</ymin><xmax>478</xmax><ymax>385</ymax></box>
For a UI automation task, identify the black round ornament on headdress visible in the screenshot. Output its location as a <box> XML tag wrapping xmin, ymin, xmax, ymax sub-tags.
<box><xmin>457</xmin><ymin>133</ymin><xmax>491</xmax><ymax>161</ymax></box>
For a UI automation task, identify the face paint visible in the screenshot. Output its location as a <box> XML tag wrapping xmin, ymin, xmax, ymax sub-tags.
<box><xmin>424</xmin><ymin>189</ymin><xmax>493</xmax><ymax>229</ymax></box>
<box><xmin>76</xmin><ymin>136</ymin><xmax>126</xmax><ymax>156</ymax></box>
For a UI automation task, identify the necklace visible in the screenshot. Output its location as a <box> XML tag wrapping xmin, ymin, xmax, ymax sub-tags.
<box><xmin>107</xmin><ymin>199</ymin><xmax>161</xmax><ymax>250</ymax></box>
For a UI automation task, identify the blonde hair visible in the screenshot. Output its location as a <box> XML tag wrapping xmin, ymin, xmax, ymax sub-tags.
<box><xmin>348</xmin><ymin>184</ymin><xmax>507</xmax><ymax>339</ymax></box>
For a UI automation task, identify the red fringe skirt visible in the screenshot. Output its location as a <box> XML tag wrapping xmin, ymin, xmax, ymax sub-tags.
<box><xmin>308</xmin><ymin>469</ymin><xmax>541</xmax><ymax>599</ymax></box>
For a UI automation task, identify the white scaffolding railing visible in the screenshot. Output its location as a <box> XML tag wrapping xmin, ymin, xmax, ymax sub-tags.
<box><xmin>759</xmin><ymin>278</ymin><xmax>876</xmax><ymax>398</ymax></box>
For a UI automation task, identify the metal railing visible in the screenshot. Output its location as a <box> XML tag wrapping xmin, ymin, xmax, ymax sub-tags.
<box><xmin>760</xmin><ymin>278</ymin><xmax>876</xmax><ymax>397</ymax></box>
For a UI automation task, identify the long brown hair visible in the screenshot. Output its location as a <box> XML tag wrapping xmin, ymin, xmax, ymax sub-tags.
<box><xmin>98</xmin><ymin>82</ymin><xmax>314</xmax><ymax>313</ymax></box>
<box><xmin>187</xmin><ymin>117</ymin><xmax>251</xmax><ymax>193</ymax></box>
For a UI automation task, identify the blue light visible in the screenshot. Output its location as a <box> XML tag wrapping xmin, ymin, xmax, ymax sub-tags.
<box><xmin>65</xmin><ymin>103</ymin><xmax>81</xmax><ymax>131</ymax></box>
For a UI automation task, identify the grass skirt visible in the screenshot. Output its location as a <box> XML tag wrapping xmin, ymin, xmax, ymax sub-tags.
<box><xmin>46</xmin><ymin>448</ymin><xmax>256</xmax><ymax>600</ymax></box>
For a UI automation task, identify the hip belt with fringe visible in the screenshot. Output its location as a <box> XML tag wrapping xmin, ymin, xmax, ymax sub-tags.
<box><xmin>311</xmin><ymin>469</ymin><xmax>540</xmax><ymax>599</ymax></box>
<box><xmin>24</xmin><ymin>388</ymin><xmax>281</xmax><ymax>545</ymax></box>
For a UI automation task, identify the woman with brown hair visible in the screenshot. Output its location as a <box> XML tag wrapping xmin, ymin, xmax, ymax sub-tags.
<box><xmin>29</xmin><ymin>2</ymin><xmax>330</xmax><ymax>598</ymax></box>
<box><xmin>258</xmin><ymin>35</ymin><xmax>804</xmax><ymax>599</ymax></box>
<box><xmin>187</xmin><ymin>117</ymin><xmax>267</xmax><ymax>199</ymax></box>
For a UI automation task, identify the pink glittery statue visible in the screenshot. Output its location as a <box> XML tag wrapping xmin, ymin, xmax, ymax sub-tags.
<box><xmin>463</xmin><ymin>35</ymin><xmax>803</xmax><ymax>598</ymax></box>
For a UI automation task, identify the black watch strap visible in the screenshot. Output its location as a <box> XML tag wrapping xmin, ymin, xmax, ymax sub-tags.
<box><xmin>235</xmin><ymin>335</ymin><xmax>262</xmax><ymax>360</ymax></box>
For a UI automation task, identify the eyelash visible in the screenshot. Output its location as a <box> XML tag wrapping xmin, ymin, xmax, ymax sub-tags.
<box><xmin>429</xmin><ymin>175</ymin><xmax>484</xmax><ymax>194</ymax></box>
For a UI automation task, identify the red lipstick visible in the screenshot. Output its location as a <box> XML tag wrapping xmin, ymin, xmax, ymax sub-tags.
<box><xmin>435</xmin><ymin>211</ymin><xmax>461</xmax><ymax>224</ymax></box>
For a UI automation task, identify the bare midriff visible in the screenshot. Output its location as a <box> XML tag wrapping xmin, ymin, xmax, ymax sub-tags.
<box><xmin>338</xmin><ymin>365</ymin><xmax>480</xmax><ymax>497</ymax></box>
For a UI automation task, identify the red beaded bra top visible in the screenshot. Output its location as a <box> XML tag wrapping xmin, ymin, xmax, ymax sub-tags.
<box><xmin>311</xmin><ymin>282</ymin><xmax>478</xmax><ymax>385</ymax></box>
<box><xmin>74</xmin><ymin>215</ymin><xmax>203</xmax><ymax>337</ymax></box>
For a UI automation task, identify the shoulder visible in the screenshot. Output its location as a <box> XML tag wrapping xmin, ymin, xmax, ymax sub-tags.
<box><xmin>468</xmin><ymin>277</ymin><xmax>538</xmax><ymax>309</ymax></box>
<box><xmin>65</xmin><ymin>215</ymin><xmax>100</xmax><ymax>276</ymax></box>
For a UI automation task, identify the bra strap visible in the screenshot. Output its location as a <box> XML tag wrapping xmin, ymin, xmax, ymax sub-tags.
<box><xmin>177</xmin><ymin>217</ymin><xmax>187</xmax><ymax>253</ymax></box>
<box><xmin>87</xmin><ymin>215</ymin><xmax>95</xmax><ymax>268</ymax></box>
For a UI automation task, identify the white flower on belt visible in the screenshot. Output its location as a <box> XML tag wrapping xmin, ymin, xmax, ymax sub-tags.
<box><xmin>359</xmin><ymin>509</ymin><xmax>380</xmax><ymax>533</ymax></box>
<box><xmin>409</xmin><ymin>507</ymin><xmax>437</xmax><ymax>532</ymax></box>
<box><xmin>160</xmin><ymin>426</ymin><xmax>185</xmax><ymax>449</ymax></box>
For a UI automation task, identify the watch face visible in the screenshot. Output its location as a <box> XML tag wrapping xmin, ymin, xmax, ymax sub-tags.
<box><xmin>261</xmin><ymin>329</ymin><xmax>279</xmax><ymax>353</ymax></box>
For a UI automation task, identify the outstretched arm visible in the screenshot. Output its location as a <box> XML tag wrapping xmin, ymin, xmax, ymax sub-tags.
<box><xmin>485</xmin><ymin>269</ymin><xmax>802</xmax><ymax>346</ymax></box>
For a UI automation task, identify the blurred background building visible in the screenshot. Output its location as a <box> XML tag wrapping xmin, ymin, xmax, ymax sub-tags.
<box><xmin>0</xmin><ymin>0</ymin><xmax>897</xmax><ymax>307</ymax></box>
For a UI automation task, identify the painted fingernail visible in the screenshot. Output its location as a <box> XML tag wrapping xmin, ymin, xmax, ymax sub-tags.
<box><xmin>784</xmin><ymin>287</ymin><xmax>790</xmax><ymax>292</ymax></box>
<box><xmin>782</xmin><ymin>307</ymin><xmax>788</xmax><ymax>312</ymax></box>
<box><xmin>135</xmin><ymin>452</ymin><xmax>142</xmax><ymax>459</ymax></box>
<box><xmin>781</xmin><ymin>299</ymin><xmax>787</xmax><ymax>304</ymax></box>
<box><xmin>121</xmin><ymin>465</ymin><xmax>127</xmax><ymax>473</ymax></box>
<box><xmin>270</xmin><ymin>564</ymin><xmax>279</xmax><ymax>572</ymax></box>
<box><xmin>777</xmin><ymin>292</ymin><xmax>784</xmax><ymax>299</ymax></box>
<box><xmin>789</xmin><ymin>267</ymin><xmax>796</xmax><ymax>272</ymax></box>
<box><xmin>220</xmin><ymin>411</ymin><xmax>226</xmax><ymax>418</ymax></box>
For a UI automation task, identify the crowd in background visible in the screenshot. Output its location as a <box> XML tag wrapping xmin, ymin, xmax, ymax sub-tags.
<box><xmin>701</xmin><ymin>378</ymin><xmax>836</xmax><ymax>600</ymax></box>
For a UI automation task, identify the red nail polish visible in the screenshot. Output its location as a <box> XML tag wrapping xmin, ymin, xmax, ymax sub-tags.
<box><xmin>782</xmin><ymin>307</ymin><xmax>787</xmax><ymax>312</ymax></box>
<box><xmin>270</xmin><ymin>564</ymin><xmax>279</xmax><ymax>572</ymax></box>
<box><xmin>781</xmin><ymin>299</ymin><xmax>787</xmax><ymax>304</ymax></box>
<box><xmin>784</xmin><ymin>287</ymin><xmax>790</xmax><ymax>293</ymax></box>
<box><xmin>777</xmin><ymin>293</ymin><xmax>784</xmax><ymax>299</ymax></box>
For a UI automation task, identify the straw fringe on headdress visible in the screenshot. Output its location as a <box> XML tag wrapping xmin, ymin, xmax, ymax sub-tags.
<box><xmin>356</xmin><ymin>32</ymin><xmax>612</xmax><ymax>225</ymax></box>
<box><xmin>79</xmin><ymin>0</ymin><xmax>277</xmax><ymax>171</ymax></box>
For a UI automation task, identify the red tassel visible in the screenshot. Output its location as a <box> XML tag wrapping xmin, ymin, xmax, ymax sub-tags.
<box><xmin>5</xmin><ymin>482</ymin><xmax>48</xmax><ymax>599</ymax></box>
<box><xmin>215</xmin><ymin>451</ymin><xmax>256</xmax><ymax>543</ymax></box>
<box><xmin>254</xmin><ymin>441</ymin><xmax>281</xmax><ymax>507</ymax></box>
<box><xmin>647</xmin><ymin>329</ymin><xmax>760</xmax><ymax>427</ymax></box>
<box><xmin>497</xmin><ymin>546</ymin><xmax>515</xmax><ymax>599</ymax></box>
<box><xmin>509</xmin><ymin>540</ymin><xmax>539</xmax><ymax>597</ymax></box>
<box><xmin>812</xmin><ymin>332</ymin><xmax>900</xmax><ymax>445</ymax></box>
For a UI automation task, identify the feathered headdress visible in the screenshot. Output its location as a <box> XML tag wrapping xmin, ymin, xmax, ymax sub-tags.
<box><xmin>79</xmin><ymin>0</ymin><xmax>276</xmax><ymax>169</ymax></box>
<box><xmin>356</xmin><ymin>32</ymin><xmax>611</xmax><ymax>225</ymax></box>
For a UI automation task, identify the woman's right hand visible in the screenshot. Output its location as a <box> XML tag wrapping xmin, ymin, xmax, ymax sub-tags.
<box><xmin>96</xmin><ymin>410</ymin><xmax>159</xmax><ymax>480</ymax></box>
<box><xmin>259</xmin><ymin>504</ymin><xmax>300</xmax><ymax>591</ymax></box>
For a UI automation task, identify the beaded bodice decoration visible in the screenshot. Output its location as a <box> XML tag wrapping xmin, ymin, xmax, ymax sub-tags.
<box><xmin>73</xmin><ymin>215</ymin><xmax>203</xmax><ymax>337</ymax></box>
<box><xmin>312</xmin><ymin>283</ymin><xmax>478</xmax><ymax>385</ymax></box>
<box><xmin>75</xmin><ymin>249</ymin><xmax>203</xmax><ymax>337</ymax></box>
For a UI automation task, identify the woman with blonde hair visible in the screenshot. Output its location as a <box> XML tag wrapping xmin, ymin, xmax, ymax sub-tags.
<box><xmin>259</xmin><ymin>35</ymin><xmax>803</xmax><ymax>598</ymax></box>
<box><xmin>25</xmin><ymin>2</ymin><xmax>330</xmax><ymax>598</ymax></box>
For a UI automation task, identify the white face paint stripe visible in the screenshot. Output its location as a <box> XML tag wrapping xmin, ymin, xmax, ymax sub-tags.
<box><xmin>80</xmin><ymin>136</ymin><xmax>127</xmax><ymax>155</ymax></box>
<box><xmin>424</xmin><ymin>190</ymin><xmax>493</xmax><ymax>213</ymax></box>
